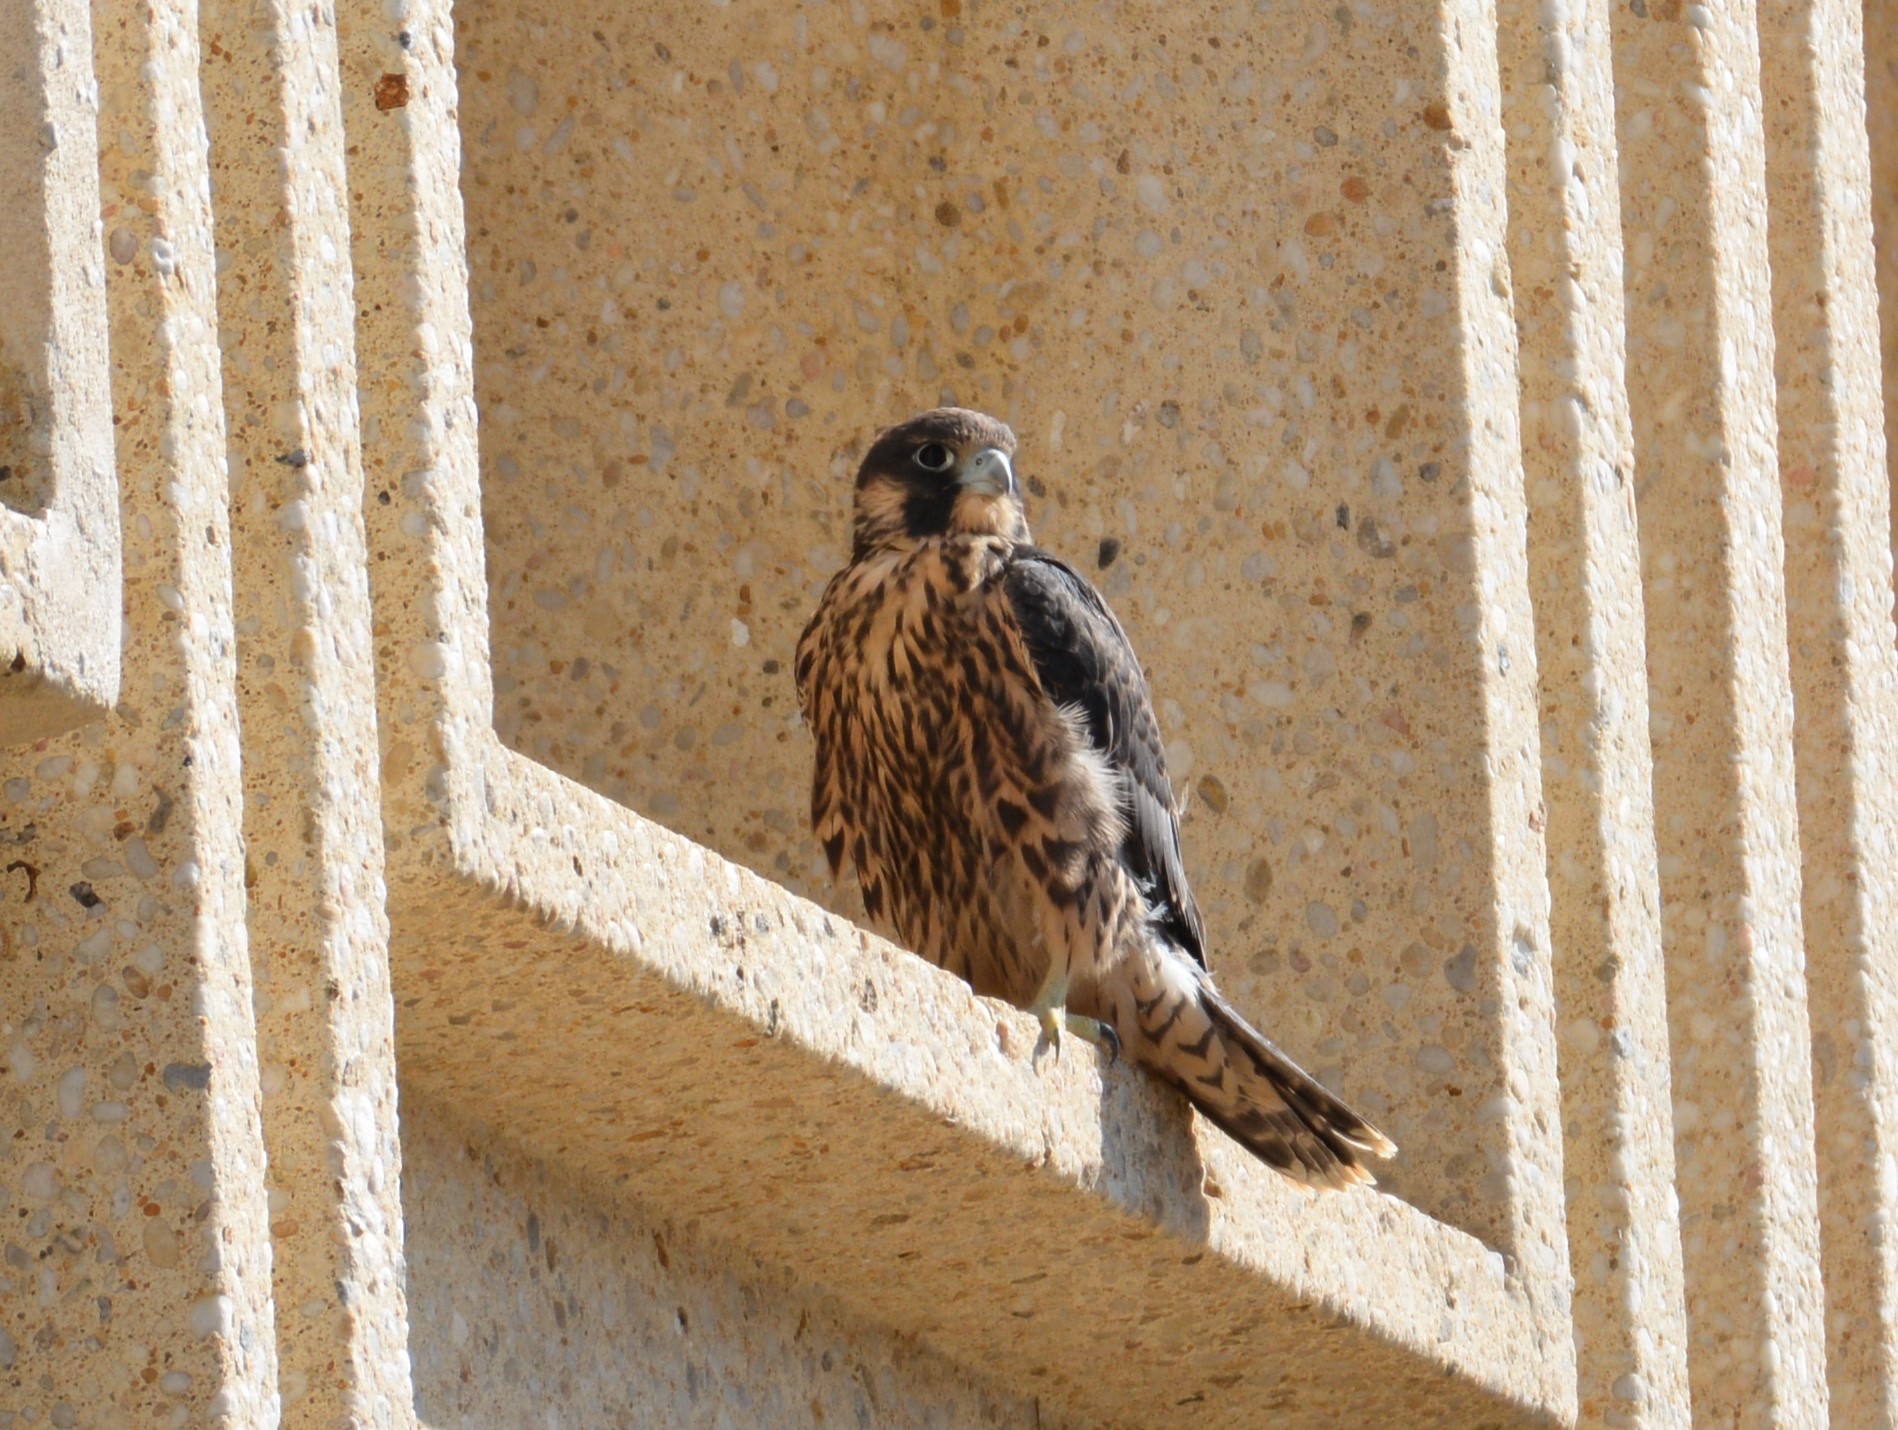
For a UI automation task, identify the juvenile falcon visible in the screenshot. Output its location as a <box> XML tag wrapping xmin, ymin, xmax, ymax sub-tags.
<box><xmin>795</xmin><ymin>408</ymin><xmax>1395</xmax><ymax>1188</ymax></box>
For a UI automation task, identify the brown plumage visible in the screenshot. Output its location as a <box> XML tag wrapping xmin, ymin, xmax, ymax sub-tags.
<box><xmin>795</xmin><ymin>408</ymin><xmax>1395</xmax><ymax>1188</ymax></box>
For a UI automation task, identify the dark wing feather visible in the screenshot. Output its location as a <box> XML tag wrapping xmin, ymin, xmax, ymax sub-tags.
<box><xmin>1002</xmin><ymin>547</ymin><xmax>1207</xmax><ymax>966</ymax></box>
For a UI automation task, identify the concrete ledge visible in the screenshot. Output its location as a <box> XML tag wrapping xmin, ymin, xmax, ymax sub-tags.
<box><xmin>0</xmin><ymin>0</ymin><xmax>122</xmax><ymax>744</ymax></box>
<box><xmin>384</xmin><ymin>732</ymin><xmax>1569</xmax><ymax>1429</ymax></box>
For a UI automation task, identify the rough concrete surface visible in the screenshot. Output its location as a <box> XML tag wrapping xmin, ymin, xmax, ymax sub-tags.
<box><xmin>2</xmin><ymin>0</ymin><xmax>274</xmax><ymax>1422</ymax></box>
<box><xmin>8</xmin><ymin>0</ymin><xmax>1898</xmax><ymax>1425</ymax></box>
<box><xmin>198</xmin><ymin>0</ymin><xmax>416</xmax><ymax>1417</ymax></box>
<box><xmin>1497</xmin><ymin>0</ymin><xmax>1691</xmax><ymax>1417</ymax></box>
<box><xmin>1611</xmin><ymin>0</ymin><xmax>1829</xmax><ymax>1421</ymax></box>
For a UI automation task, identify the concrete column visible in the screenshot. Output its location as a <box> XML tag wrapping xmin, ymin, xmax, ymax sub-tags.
<box><xmin>197</xmin><ymin>0</ymin><xmax>414</xmax><ymax>1419</ymax></box>
<box><xmin>1496</xmin><ymin>0</ymin><xmax>1692</xmax><ymax>1417</ymax></box>
<box><xmin>1759</xmin><ymin>0</ymin><xmax>1898</xmax><ymax>1421</ymax></box>
<box><xmin>2</xmin><ymin>0</ymin><xmax>278</xmax><ymax>1420</ymax></box>
<box><xmin>1610</xmin><ymin>0</ymin><xmax>1829</xmax><ymax>1421</ymax></box>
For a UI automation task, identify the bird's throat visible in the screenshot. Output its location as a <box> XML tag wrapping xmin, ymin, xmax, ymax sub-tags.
<box><xmin>948</xmin><ymin>489</ymin><xmax>1030</xmax><ymax>542</ymax></box>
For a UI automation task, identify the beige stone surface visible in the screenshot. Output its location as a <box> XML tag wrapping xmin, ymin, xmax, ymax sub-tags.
<box><xmin>21</xmin><ymin>0</ymin><xmax>1898</xmax><ymax>1423</ymax></box>
<box><xmin>1760</xmin><ymin>0</ymin><xmax>1898</xmax><ymax>1421</ymax></box>
<box><xmin>0</xmin><ymin>0</ymin><xmax>122</xmax><ymax>744</ymax></box>
<box><xmin>1</xmin><ymin>0</ymin><xmax>276</xmax><ymax>1421</ymax></box>
<box><xmin>1610</xmin><ymin>0</ymin><xmax>1829</xmax><ymax>1423</ymax></box>
<box><xmin>1496</xmin><ymin>0</ymin><xmax>1692</xmax><ymax>1419</ymax></box>
<box><xmin>198</xmin><ymin>0</ymin><xmax>415</xmax><ymax>1419</ymax></box>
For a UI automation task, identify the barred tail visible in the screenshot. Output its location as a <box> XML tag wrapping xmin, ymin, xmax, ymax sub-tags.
<box><xmin>1121</xmin><ymin>944</ymin><xmax>1396</xmax><ymax>1189</ymax></box>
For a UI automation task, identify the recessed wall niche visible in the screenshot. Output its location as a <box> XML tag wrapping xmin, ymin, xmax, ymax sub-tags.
<box><xmin>453</xmin><ymin>0</ymin><xmax>1522</xmax><ymax>1244</ymax></box>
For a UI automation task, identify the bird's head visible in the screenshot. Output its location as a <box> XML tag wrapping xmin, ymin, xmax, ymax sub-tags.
<box><xmin>851</xmin><ymin>407</ymin><xmax>1027</xmax><ymax>553</ymax></box>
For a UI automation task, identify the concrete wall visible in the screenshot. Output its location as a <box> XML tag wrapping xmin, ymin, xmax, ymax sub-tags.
<box><xmin>7</xmin><ymin>0</ymin><xmax>1898</xmax><ymax>1425</ymax></box>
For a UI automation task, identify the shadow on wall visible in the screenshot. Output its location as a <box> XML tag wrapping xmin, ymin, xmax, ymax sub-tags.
<box><xmin>401</xmin><ymin>1097</ymin><xmax>1062</xmax><ymax>1428</ymax></box>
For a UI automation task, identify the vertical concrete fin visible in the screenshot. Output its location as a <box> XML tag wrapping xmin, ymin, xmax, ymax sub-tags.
<box><xmin>0</xmin><ymin>0</ymin><xmax>277</xmax><ymax>1420</ymax></box>
<box><xmin>196</xmin><ymin>0</ymin><xmax>414</xmax><ymax>1419</ymax></box>
<box><xmin>1611</xmin><ymin>0</ymin><xmax>1831</xmax><ymax>1421</ymax></box>
<box><xmin>0</xmin><ymin>0</ymin><xmax>121</xmax><ymax>742</ymax></box>
<box><xmin>1438</xmin><ymin>0</ymin><xmax>1575</xmax><ymax>1375</ymax></box>
<box><xmin>1496</xmin><ymin>0</ymin><xmax>1694</xmax><ymax>1417</ymax></box>
<box><xmin>1760</xmin><ymin>0</ymin><xmax>1898</xmax><ymax>1422</ymax></box>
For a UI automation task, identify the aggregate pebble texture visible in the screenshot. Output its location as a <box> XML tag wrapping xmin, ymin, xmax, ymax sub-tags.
<box><xmin>1759</xmin><ymin>0</ymin><xmax>1898</xmax><ymax>1421</ymax></box>
<box><xmin>197</xmin><ymin>0</ymin><xmax>417</xmax><ymax>1419</ymax></box>
<box><xmin>1609</xmin><ymin>0</ymin><xmax>1830</xmax><ymax>1423</ymax></box>
<box><xmin>1</xmin><ymin>0</ymin><xmax>279</xmax><ymax>1421</ymax></box>
<box><xmin>19</xmin><ymin>0</ymin><xmax>1898</xmax><ymax>1424</ymax></box>
<box><xmin>0</xmin><ymin>0</ymin><xmax>123</xmax><ymax>744</ymax></box>
<box><xmin>1495</xmin><ymin>0</ymin><xmax>1692</xmax><ymax>1418</ymax></box>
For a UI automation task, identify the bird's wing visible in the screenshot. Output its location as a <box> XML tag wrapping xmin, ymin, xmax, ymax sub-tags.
<box><xmin>796</xmin><ymin>578</ymin><xmax>858</xmax><ymax>886</ymax></box>
<box><xmin>1002</xmin><ymin>547</ymin><xmax>1207</xmax><ymax>966</ymax></box>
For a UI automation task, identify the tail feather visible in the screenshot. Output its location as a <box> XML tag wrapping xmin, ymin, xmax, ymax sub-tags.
<box><xmin>1195</xmin><ymin>986</ymin><xmax>1396</xmax><ymax>1188</ymax></box>
<box><xmin>1117</xmin><ymin>944</ymin><xmax>1397</xmax><ymax>1190</ymax></box>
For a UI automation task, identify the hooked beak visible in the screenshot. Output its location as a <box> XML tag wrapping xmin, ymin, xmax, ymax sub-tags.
<box><xmin>956</xmin><ymin>446</ymin><xmax>1016</xmax><ymax>498</ymax></box>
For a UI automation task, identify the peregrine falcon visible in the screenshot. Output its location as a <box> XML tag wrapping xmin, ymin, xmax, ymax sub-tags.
<box><xmin>795</xmin><ymin>408</ymin><xmax>1395</xmax><ymax>1188</ymax></box>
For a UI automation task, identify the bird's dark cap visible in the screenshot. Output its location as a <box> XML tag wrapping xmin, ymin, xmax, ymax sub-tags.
<box><xmin>856</xmin><ymin>407</ymin><xmax>1017</xmax><ymax>488</ymax></box>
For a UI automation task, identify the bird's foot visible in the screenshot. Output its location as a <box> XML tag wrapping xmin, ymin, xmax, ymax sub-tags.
<box><xmin>1033</xmin><ymin>1005</ymin><xmax>1120</xmax><ymax>1065</ymax></box>
<box><xmin>1032</xmin><ymin>1004</ymin><xmax>1064</xmax><ymax>1062</ymax></box>
<box><xmin>1065</xmin><ymin>1012</ymin><xmax>1121</xmax><ymax>1064</ymax></box>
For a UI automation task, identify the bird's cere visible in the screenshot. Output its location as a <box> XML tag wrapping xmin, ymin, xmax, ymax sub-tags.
<box><xmin>957</xmin><ymin>447</ymin><xmax>1015</xmax><ymax>498</ymax></box>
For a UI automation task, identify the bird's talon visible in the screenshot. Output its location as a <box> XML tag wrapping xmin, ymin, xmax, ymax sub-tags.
<box><xmin>1060</xmin><ymin>1012</ymin><xmax>1120</xmax><ymax>1064</ymax></box>
<box><xmin>1035</xmin><ymin>1007</ymin><xmax>1064</xmax><ymax>1060</ymax></box>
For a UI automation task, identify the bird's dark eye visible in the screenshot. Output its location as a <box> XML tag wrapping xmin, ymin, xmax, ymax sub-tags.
<box><xmin>913</xmin><ymin>442</ymin><xmax>953</xmax><ymax>473</ymax></box>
